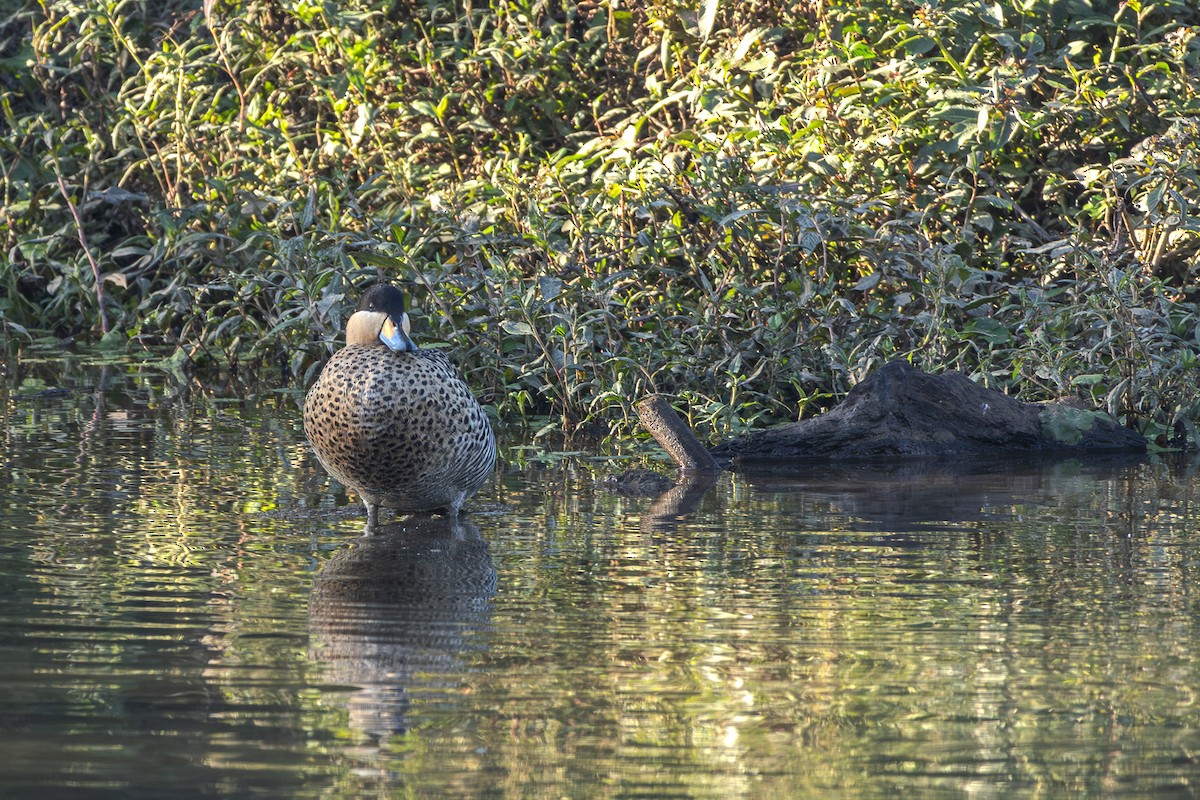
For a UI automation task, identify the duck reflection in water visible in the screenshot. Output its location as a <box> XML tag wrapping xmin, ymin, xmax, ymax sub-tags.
<box><xmin>308</xmin><ymin>516</ymin><xmax>496</xmax><ymax>741</ymax></box>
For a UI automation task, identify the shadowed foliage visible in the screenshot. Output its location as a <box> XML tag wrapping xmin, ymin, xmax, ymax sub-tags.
<box><xmin>2</xmin><ymin>0</ymin><xmax>1199</xmax><ymax>444</ymax></box>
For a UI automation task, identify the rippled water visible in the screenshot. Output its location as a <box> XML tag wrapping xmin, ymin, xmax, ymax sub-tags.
<box><xmin>3</xmin><ymin>356</ymin><xmax>1200</xmax><ymax>798</ymax></box>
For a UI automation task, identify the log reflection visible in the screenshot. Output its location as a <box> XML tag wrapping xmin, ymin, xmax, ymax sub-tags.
<box><xmin>736</xmin><ymin>453</ymin><xmax>1147</xmax><ymax>531</ymax></box>
<box><xmin>641</xmin><ymin>471</ymin><xmax>720</xmax><ymax>533</ymax></box>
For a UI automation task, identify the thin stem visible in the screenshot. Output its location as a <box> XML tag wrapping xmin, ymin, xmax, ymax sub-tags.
<box><xmin>51</xmin><ymin>161</ymin><xmax>108</xmax><ymax>334</ymax></box>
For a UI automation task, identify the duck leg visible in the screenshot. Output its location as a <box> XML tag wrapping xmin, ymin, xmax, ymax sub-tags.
<box><xmin>364</xmin><ymin>500</ymin><xmax>380</xmax><ymax>534</ymax></box>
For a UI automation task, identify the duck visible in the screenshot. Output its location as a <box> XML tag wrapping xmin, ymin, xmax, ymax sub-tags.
<box><xmin>303</xmin><ymin>283</ymin><xmax>497</xmax><ymax>530</ymax></box>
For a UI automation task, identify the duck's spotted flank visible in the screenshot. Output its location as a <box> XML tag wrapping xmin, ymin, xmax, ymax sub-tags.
<box><xmin>303</xmin><ymin>284</ymin><xmax>497</xmax><ymax>530</ymax></box>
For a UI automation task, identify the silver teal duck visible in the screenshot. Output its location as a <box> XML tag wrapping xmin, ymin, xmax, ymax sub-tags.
<box><xmin>303</xmin><ymin>284</ymin><xmax>497</xmax><ymax>530</ymax></box>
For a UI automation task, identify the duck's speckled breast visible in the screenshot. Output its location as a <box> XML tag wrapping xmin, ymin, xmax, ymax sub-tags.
<box><xmin>303</xmin><ymin>346</ymin><xmax>495</xmax><ymax>512</ymax></box>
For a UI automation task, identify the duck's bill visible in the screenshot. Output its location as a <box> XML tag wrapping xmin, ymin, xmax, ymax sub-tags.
<box><xmin>380</xmin><ymin>316</ymin><xmax>417</xmax><ymax>352</ymax></box>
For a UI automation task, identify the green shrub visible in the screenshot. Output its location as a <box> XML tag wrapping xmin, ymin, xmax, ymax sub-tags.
<box><xmin>3</xmin><ymin>0</ymin><xmax>1200</xmax><ymax>444</ymax></box>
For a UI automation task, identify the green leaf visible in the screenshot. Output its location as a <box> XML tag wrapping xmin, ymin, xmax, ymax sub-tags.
<box><xmin>301</xmin><ymin>186</ymin><xmax>315</xmax><ymax>231</ymax></box>
<box><xmin>966</xmin><ymin>317</ymin><xmax>1010</xmax><ymax>344</ymax></box>
<box><xmin>411</xmin><ymin>100</ymin><xmax>439</xmax><ymax>119</ymax></box>
<box><xmin>1021</xmin><ymin>32</ymin><xmax>1045</xmax><ymax>59</ymax></box>
<box><xmin>698</xmin><ymin>0</ymin><xmax>719</xmax><ymax>42</ymax></box>
<box><xmin>897</xmin><ymin>36</ymin><xmax>936</xmax><ymax>55</ymax></box>
<box><xmin>991</xmin><ymin>111</ymin><xmax>1019</xmax><ymax>148</ymax></box>
<box><xmin>989</xmin><ymin>32</ymin><xmax>1017</xmax><ymax>50</ymax></box>
<box><xmin>502</xmin><ymin>320</ymin><xmax>536</xmax><ymax>336</ymax></box>
<box><xmin>539</xmin><ymin>277</ymin><xmax>562</xmax><ymax>301</ymax></box>
<box><xmin>932</xmin><ymin>105</ymin><xmax>979</xmax><ymax>124</ymax></box>
<box><xmin>852</xmin><ymin>271</ymin><xmax>882</xmax><ymax>292</ymax></box>
<box><xmin>4</xmin><ymin>321</ymin><xmax>31</xmax><ymax>338</ymax></box>
<box><xmin>1145</xmin><ymin>179</ymin><xmax>1166</xmax><ymax>215</ymax></box>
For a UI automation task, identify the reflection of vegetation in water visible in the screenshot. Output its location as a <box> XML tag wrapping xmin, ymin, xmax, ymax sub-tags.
<box><xmin>349</xmin><ymin>462</ymin><xmax>1181</xmax><ymax>796</ymax></box>
<box><xmin>3</xmin><ymin>1</ymin><xmax>1200</xmax><ymax>444</ymax></box>
<box><xmin>4</xmin><ymin>366</ymin><xmax>1200</xmax><ymax>796</ymax></box>
<box><xmin>448</xmin><ymin>465</ymin><xmax>1200</xmax><ymax>797</ymax></box>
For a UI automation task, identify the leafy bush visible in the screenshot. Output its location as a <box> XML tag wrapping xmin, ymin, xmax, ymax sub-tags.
<box><xmin>2</xmin><ymin>0</ymin><xmax>1200</xmax><ymax>444</ymax></box>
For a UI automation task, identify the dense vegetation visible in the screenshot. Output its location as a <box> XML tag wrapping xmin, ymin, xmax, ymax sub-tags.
<box><xmin>2</xmin><ymin>0</ymin><xmax>1200</xmax><ymax>442</ymax></box>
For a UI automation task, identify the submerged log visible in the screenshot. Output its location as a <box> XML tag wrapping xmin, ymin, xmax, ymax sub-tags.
<box><xmin>710</xmin><ymin>360</ymin><xmax>1146</xmax><ymax>465</ymax></box>
<box><xmin>623</xmin><ymin>362</ymin><xmax>1144</xmax><ymax>529</ymax></box>
<box><xmin>603</xmin><ymin>397</ymin><xmax>720</xmax><ymax>525</ymax></box>
<box><xmin>636</xmin><ymin>395</ymin><xmax>720</xmax><ymax>472</ymax></box>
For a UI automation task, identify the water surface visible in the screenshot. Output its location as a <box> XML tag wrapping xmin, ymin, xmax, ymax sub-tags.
<box><xmin>2</xmin><ymin>356</ymin><xmax>1199</xmax><ymax>798</ymax></box>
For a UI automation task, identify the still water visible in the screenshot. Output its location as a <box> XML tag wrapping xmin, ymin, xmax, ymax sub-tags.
<box><xmin>2</xmin><ymin>355</ymin><xmax>1200</xmax><ymax>798</ymax></box>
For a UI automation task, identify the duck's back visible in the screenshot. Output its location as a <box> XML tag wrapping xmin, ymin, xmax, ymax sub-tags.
<box><xmin>303</xmin><ymin>346</ymin><xmax>496</xmax><ymax>513</ymax></box>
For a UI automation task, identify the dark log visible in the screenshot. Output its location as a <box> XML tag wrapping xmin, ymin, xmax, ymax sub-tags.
<box><xmin>711</xmin><ymin>360</ymin><xmax>1146</xmax><ymax>465</ymax></box>
<box><xmin>636</xmin><ymin>395</ymin><xmax>720</xmax><ymax>472</ymax></box>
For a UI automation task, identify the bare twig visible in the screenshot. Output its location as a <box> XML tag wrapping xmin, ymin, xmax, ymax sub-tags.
<box><xmin>53</xmin><ymin>168</ymin><xmax>108</xmax><ymax>335</ymax></box>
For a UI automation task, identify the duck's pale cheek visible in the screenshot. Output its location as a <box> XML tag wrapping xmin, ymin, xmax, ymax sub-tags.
<box><xmin>345</xmin><ymin>311</ymin><xmax>388</xmax><ymax>347</ymax></box>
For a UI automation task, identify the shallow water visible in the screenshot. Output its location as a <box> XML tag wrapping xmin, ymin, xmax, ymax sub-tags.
<box><xmin>3</xmin><ymin>357</ymin><xmax>1200</xmax><ymax>798</ymax></box>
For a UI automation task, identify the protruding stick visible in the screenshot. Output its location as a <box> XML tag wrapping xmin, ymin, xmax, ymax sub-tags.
<box><xmin>636</xmin><ymin>395</ymin><xmax>720</xmax><ymax>472</ymax></box>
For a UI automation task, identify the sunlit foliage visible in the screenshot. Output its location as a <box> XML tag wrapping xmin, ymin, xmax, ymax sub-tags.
<box><xmin>2</xmin><ymin>0</ymin><xmax>1199</xmax><ymax>442</ymax></box>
